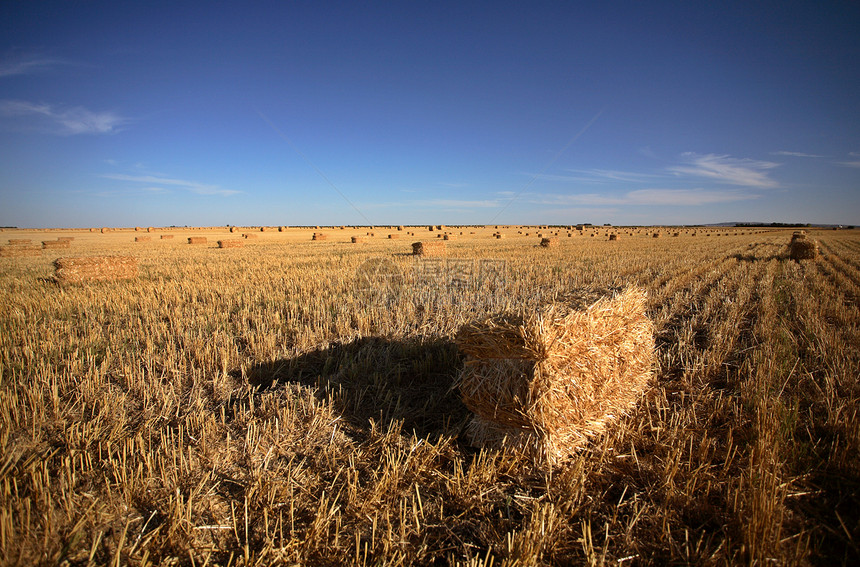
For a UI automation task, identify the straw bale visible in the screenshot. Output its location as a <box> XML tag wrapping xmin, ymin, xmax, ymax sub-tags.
<box><xmin>652</xmin><ymin>233</ymin><xmax>661</xmax><ymax>238</ymax></box>
<box><xmin>540</xmin><ymin>237</ymin><xmax>558</xmax><ymax>248</ymax></box>
<box><xmin>57</xmin><ymin>237</ymin><xmax>74</xmax><ymax>242</ymax></box>
<box><xmin>42</xmin><ymin>240</ymin><xmax>70</xmax><ymax>249</ymax></box>
<box><xmin>218</xmin><ymin>239</ymin><xmax>244</xmax><ymax>248</ymax></box>
<box><xmin>260</xmin><ymin>227</ymin><xmax>268</xmax><ymax>232</ymax></box>
<box><xmin>608</xmin><ymin>234</ymin><xmax>618</xmax><ymax>241</ymax></box>
<box><xmin>147</xmin><ymin>227</ymin><xmax>154</xmax><ymax>232</ymax></box>
<box><xmin>53</xmin><ymin>256</ymin><xmax>138</xmax><ymax>284</ymax></box>
<box><xmin>790</xmin><ymin>238</ymin><xmax>818</xmax><ymax>261</ymax></box>
<box><xmin>90</xmin><ymin>228</ymin><xmax>97</xmax><ymax>233</ymax></box>
<box><xmin>230</xmin><ymin>226</ymin><xmax>239</xmax><ymax>233</ymax></box>
<box><xmin>351</xmin><ymin>236</ymin><xmax>366</xmax><ymax>243</ymax></box>
<box><xmin>443</xmin><ymin>234</ymin><xmax>455</xmax><ymax>240</ymax></box>
<box><xmin>135</xmin><ymin>227</ymin><xmax>142</xmax><ymax>231</ymax></box>
<box><xmin>456</xmin><ymin>288</ymin><xmax>655</xmax><ymax>465</ymax></box>
<box><xmin>101</xmin><ymin>227</ymin><xmax>109</xmax><ymax>233</ymax></box>
<box><xmin>388</xmin><ymin>234</ymin><xmax>400</xmax><ymax>239</ymax></box>
<box><xmin>312</xmin><ymin>233</ymin><xmax>327</xmax><ymax>241</ymax></box>
<box><xmin>495</xmin><ymin>234</ymin><xmax>505</xmax><ymax>239</ymax></box>
<box><xmin>279</xmin><ymin>226</ymin><xmax>286</xmax><ymax>232</ymax></box>
<box><xmin>412</xmin><ymin>241</ymin><xmax>446</xmax><ymax>256</ymax></box>
<box><xmin>134</xmin><ymin>236</ymin><xmax>151</xmax><ymax>242</ymax></box>
<box><xmin>0</xmin><ymin>245</ymin><xmax>41</xmax><ymax>258</ymax></box>
<box><xmin>397</xmin><ymin>225</ymin><xmax>404</xmax><ymax>231</ymax></box>
<box><xmin>187</xmin><ymin>237</ymin><xmax>207</xmax><ymax>244</ymax></box>
<box><xmin>160</xmin><ymin>234</ymin><xmax>174</xmax><ymax>239</ymax></box>
<box><xmin>8</xmin><ymin>239</ymin><xmax>32</xmax><ymax>245</ymax></box>
<box><xmin>243</xmin><ymin>233</ymin><xmax>259</xmax><ymax>239</ymax></box>
<box><xmin>790</xmin><ymin>231</ymin><xmax>807</xmax><ymax>243</ymax></box>
<box><xmin>673</xmin><ymin>232</ymin><xmax>680</xmax><ymax>237</ymax></box>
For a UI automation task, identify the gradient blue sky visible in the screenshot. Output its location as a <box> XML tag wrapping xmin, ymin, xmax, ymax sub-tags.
<box><xmin>1</xmin><ymin>1</ymin><xmax>858</xmax><ymax>227</ymax></box>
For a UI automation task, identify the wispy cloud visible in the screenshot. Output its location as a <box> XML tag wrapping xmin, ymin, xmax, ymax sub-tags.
<box><xmin>0</xmin><ymin>55</ymin><xmax>67</xmax><ymax>78</ymax></box>
<box><xmin>668</xmin><ymin>153</ymin><xmax>780</xmax><ymax>188</ymax></box>
<box><xmin>415</xmin><ymin>199</ymin><xmax>500</xmax><ymax>208</ymax></box>
<box><xmin>771</xmin><ymin>151</ymin><xmax>825</xmax><ymax>158</ymax></box>
<box><xmin>837</xmin><ymin>152</ymin><xmax>860</xmax><ymax>168</ymax></box>
<box><xmin>0</xmin><ymin>99</ymin><xmax>126</xmax><ymax>135</ymax></box>
<box><xmin>534</xmin><ymin>168</ymin><xmax>661</xmax><ymax>184</ymax></box>
<box><xmin>529</xmin><ymin>188</ymin><xmax>758</xmax><ymax>207</ymax></box>
<box><xmin>100</xmin><ymin>173</ymin><xmax>240</xmax><ymax>196</ymax></box>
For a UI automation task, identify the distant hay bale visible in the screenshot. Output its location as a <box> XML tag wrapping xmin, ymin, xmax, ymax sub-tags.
<box><xmin>608</xmin><ymin>234</ymin><xmax>618</xmax><ymax>241</ymax></box>
<box><xmin>790</xmin><ymin>231</ymin><xmax>807</xmax><ymax>243</ymax></box>
<box><xmin>260</xmin><ymin>227</ymin><xmax>268</xmax><ymax>232</ymax></box>
<box><xmin>8</xmin><ymin>239</ymin><xmax>32</xmax><ymax>245</ymax></box>
<box><xmin>652</xmin><ymin>233</ymin><xmax>661</xmax><ymax>238</ymax></box>
<box><xmin>455</xmin><ymin>288</ymin><xmax>655</xmax><ymax>465</ymax></box>
<box><xmin>42</xmin><ymin>240</ymin><xmax>70</xmax><ymax>249</ymax></box>
<box><xmin>230</xmin><ymin>226</ymin><xmax>239</xmax><ymax>233</ymax></box>
<box><xmin>134</xmin><ymin>236</ymin><xmax>151</xmax><ymax>242</ymax></box>
<box><xmin>160</xmin><ymin>234</ymin><xmax>174</xmax><ymax>240</ymax></box>
<box><xmin>135</xmin><ymin>227</ymin><xmax>142</xmax><ymax>232</ymax></box>
<box><xmin>187</xmin><ymin>237</ymin><xmax>207</xmax><ymax>244</ymax></box>
<box><xmin>673</xmin><ymin>232</ymin><xmax>680</xmax><ymax>237</ymax></box>
<box><xmin>147</xmin><ymin>227</ymin><xmax>155</xmax><ymax>232</ymax></box>
<box><xmin>351</xmin><ymin>236</ymin><xmax>366</xmax><ymax>243</ymax></box>
<box><xmin>0</xmin><ymin>245</ymin><xmax>41</xmax><ymax>258</ymax></box>
<box><xmin>218</xmin><ymin>239</ymin><xmax>244</xmax><ymax>248</ymax></box>
<box><xmin>89</xmin><ymin>228</ymin><xmax>97</xmax><ymax>233</ymax></box>
<box><xmin>495</xmin><ymin>233</ymin><xmax>505</xmax><ymax>239</ymax></box>
<box><xmin>540</xmin><ymin>237</ymin><xmax>558</xmax><ymax>247</ymax></box>
<box><xmin>312</xmin><ymin>233</ymin><xmax>327</xmax><ymax>241</ymax></box>
<box><xmin>57</xmin><ymin>237</ymin><xmax>74</xmax><ymax>242</ymax></box>
<box><xmin>53</xmin><ymin>256</ymin><xmax>138</xmax><ymax>284</ymax></box>
<box><xmin>397</xmin><ymin>225</ymin><xmax>404</xmax><ymax>231</ymax></box>
<box><xmin>412</xmin><ymin>241</ymin><xmax>445</xmax><ymax>256</ymax></box>
<box><xmin>428</xmin><ymin>226</ymin><xmax>435</xmax><ymax>231</ymax></box>
<box><xmin>789</xmin><ymin>238</ymin><xmax>818</xmax><ymax>261</ymax></box>
<box><xmin>100</xmin><ymin>227</ymin><xmax>109</xmax><ymax>234</ymax></box>
<box><xmin>388</xmin><ymin>234</ymin><xmax>399</xmax><ymax>239</ymax></box>
<box><xmin>443</xmin><ymin>234</ymin><xmax>455</xmax><ymax>240</ymax></box>
<box><xmin>278</xmin><ymin>226</ymin><xmax>286</xmax><ymax>232</ymax></box>
<box><xmin>243</xmin><ymin>233</ymin><xmax>259</xmax><ymax>239</ymax></box>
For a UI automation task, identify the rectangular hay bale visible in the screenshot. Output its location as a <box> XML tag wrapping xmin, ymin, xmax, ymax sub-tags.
<box><xmin>218</xmin><ymin>239</ymin><xmax>244</xmax><ymax>248</ymax></box>
<box><xmin>53</xmin><ymin>256</ymin><xmax>138</xmax><ymax>284</ymax></box>
<box><xmin>412</xmin><ymin>241</ymin><xmax>446</xmax><ymax>256</ymax></box>
<box><xmin>42</xmin><ymin>240</ymin><xmax>71</xmax><ymax>249</ymax></box>
<box><xmin>0</xmin><ymin>245</ymin><xmax>41</xmax><ymax>257</ymax></box>
<box><xmin>187</xmin><ymin>237</ymin><xmax>207</xmax><ymax>244</ymax></box>
<box><xmin>455</xmin><ymin>288</ymin><xmax>655</xmax><ymax>465</ymax></box>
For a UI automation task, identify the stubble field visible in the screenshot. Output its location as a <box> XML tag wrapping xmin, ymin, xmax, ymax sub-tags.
<box><xmin>1</xmin><ymin>225</ymin><xmax>858</xmax><ymax>566</ymax></box>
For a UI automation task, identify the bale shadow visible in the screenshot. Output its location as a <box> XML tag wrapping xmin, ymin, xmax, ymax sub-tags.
<box><xmin>232</xmin><ymin>336</ymin><xmax>469</xmax><ymax>442</ymax></box>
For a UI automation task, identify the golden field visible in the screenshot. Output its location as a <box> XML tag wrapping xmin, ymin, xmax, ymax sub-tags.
<box><xmin>1</xmin><ymin>225</ymin><xmax>858</xmax><ymax>565</ymax></box>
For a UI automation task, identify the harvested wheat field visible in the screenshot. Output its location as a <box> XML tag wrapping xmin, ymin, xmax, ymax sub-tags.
<box><xmin>1</xmin><ymin>226</ymin><xmax>859</xmax><ymax>565</ymax></box>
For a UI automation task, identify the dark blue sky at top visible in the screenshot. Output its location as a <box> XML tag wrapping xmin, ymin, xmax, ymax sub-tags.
<box><xmin>1</xmin><ymin>1</ymin><xmax>858</xmax><ymax>227</ymax></box>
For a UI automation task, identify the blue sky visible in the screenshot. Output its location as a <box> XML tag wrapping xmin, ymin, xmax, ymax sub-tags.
<box><xmin>1</xmin><ymin>1</ymin><xmax>858</xmax><ymax>227</ymax></box>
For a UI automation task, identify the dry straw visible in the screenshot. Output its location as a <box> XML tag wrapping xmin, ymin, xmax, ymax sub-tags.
<box><xmin>388</xmin><ymin>234</ymin><xmax>400</xmax><ymax>239</ymax></box>
<box><xmin>412</xmin><ymin>241</ymin><xmax>445</xmax><ymax>256</ymax></box>
<box><xmin>42</xmin><ymin>240</ymin><xmax>71</xmax><ymax>249</ymax></box>
<box><xmin>187</xmin><ymin>237</ymin><xmax>207</xmax><ymax>244</ymax></box>
<box><xmin>351</xmin><ymin>236</ymin><xmax>366</xmax><ymax>243</ymax></box>
<box><xmin>218</xmin><ymin>239</ymin><xmax>244</xmax><ymax>248</ymax></box>
<box><xmin>443</xmin><ymin>234</ymin><xmax>455</xmax><ymax>240</ymax></box>
<box><xmin>8</xmin><ymin>239</ymin><xmax>32</xmax><ymax>245</ymax></box>
<box><xmin>0</xmin><ymin>245</ymin><xmax>41</xmax><ymax>258</ymax></box>
<box><xmin>57</xmin><ymin>237</ymin><xmax>74</xmax><ymax>242</ymax></box>
<box><xmin>312</xmin><ymin>232</ymin><xmax>327</xmax><ymax>241</ymax></box>
<box><xmin>135</xmin><ymin>236</ymin><xmax>151</xmax><ymax>242</ymax></box>
<box><xmin>53</xmin><ymin>256</ymin><xmax>138</xmax><ymax>284</ymax></box>
<box><xmin>790</xmin><ymin>237</ymin><xmax>818</xmax><ymax>261</ymax></box>
<box><xmin>540</xmin><ymin>237</ymin><xmax>558</xmax><ymax>248</ymax></box>
<box><xmin>456</xmin><ymin>287</ymin><xmax>655</xmax><ymax>465</ymax></box>
<box><xmin>243</xmin><ymin>233</ymin><xmax>259</xmax><ymax>239</ymax></box>
<box><xmin>160</xmin><ymin>234</ymin><xmax>174</xmax><ymax>240</ymax></box>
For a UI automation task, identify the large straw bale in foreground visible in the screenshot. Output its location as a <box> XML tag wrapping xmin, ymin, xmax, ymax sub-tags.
<box><xmin>53</xmin><ymin>256</ymin><xmax>138</xmax><ymax>284</ymax></box>
<box><xmin>790</xmin><ymin>238</ymin><xmax>818</xmax><ymax>261</ymax></box>
<box><xmin>412</xmin><ymin>241</ymin><xmax>445</xmax><ymax>256</ymax></box>
<box><xmin>456</xmin><ymin>287</ymin><xmax>655</xmax><ymax>465</ymax></box>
